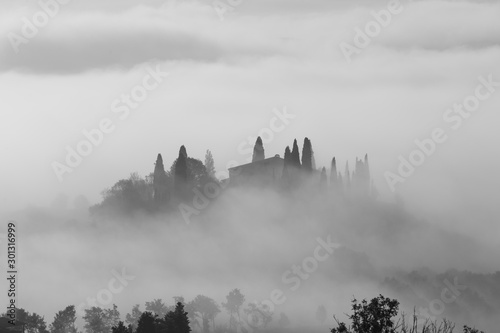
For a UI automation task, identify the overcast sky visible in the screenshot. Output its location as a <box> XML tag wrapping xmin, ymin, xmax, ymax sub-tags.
<box><xmin>1</xmin><ymin>0</ymin><xmax>499</xmax><ymax>241</ymax></box>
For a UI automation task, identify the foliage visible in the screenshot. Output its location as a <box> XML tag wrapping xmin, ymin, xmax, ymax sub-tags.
<box><xmin>205</xmin><ymin>150</ymin><xmax>216</xmax><ymax>179</ymax></box>
<box><xmin>90</xmin><ymin>172</ymin><xmax>154</xmax><ymax>217</ymax></box>
<box><xmin>331</xmin><ymin>295</ymin><xmax>399</xmax><ymax>333</ymax></box>
<box><xmin>252</xmin><ymin>137</ymin><xmax>265</xmax><ymax>162</ymax></box>
<box><xmin>222</xmin><ymin>289</ymin><xmax>245</xmax><ymax>331</ymax></box>
<box><xmin>125</xmin><ymin>304</ymin><xmax>142</xmax><ymax>331</ymax></box>
<box><xmin>49</xmin><ymin>305</ymin><xmax>78</xmax><ymax>333</ymax></box>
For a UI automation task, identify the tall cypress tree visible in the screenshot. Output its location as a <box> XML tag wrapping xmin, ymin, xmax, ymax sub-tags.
<box><xmin>301</xmin><ymin>137</ymin><xmax>313</xmax><ymax>172</ymax></box>
<box><xmin>172</xmin><ymin>302</ymin><xmax>191</xmax><ymax>333</ymax></box>
<box><xmin>175</xmin><ymin>146</ymin><xmax>188</xmax><ymax>199</ymax></box>
<box><xmin>204</xmin><ymin>150</ymin><xmax>216</xmax><ymax>179</ymax></box>
<box><xmin>252</xmin><ymin>137</ymin><xmax>265</xmax><ymax>162</ymax></box>
<box><xmin>136</xmin><ymin>312</ymin><xmax>156</xmax><ymax>333</ymax></box>
<box><xmin>345</xmin><ymin>161</ymin><xmax>351</xmax><ymax>191</ymax></box>
<box><xmin>290</xmin><ymin>139</ymin><xmax>301</xmax><ymax>168</ymax></box>
<box><xmin>153</xmin><ymin>153</ymin><xmax>168</xmax><ymax>204</ymax></box>
<box><xmin>320</xmin><ymin>167</ymin><xmax>328</xmax><ymax>192</ymax></box>
<box><xmin>330</xmin><ymin>157</ymin><xmax>338</xmax><ymax>188</ymax></box>
<box><xmin>282</xmin><ymin>146</ymin><xmax>291</xmax><ymax>181</ymax></box>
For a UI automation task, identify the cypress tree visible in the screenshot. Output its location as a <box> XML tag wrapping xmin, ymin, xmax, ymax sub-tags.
<box><xmin>205</xmin><ymin>150</ymin><xmax>216</xmax><ymax>179</ymax></box>
<box><xmin>153</xmin><ymin>153</ymin><xmax>168</xmax><ymax>204</ymax></box>
<box><xmin>282</xmin><ymin>146</ymin><xmax>291</xmax><ymax>182</ymax></box>
<box><xmin>136</xmin><ymin>312</ymin><xmax>156</xmax><ymax>333</ymax></box>
<box><xmin>301</xmin><ymin>137</ymin><xmax>313</xmax><ymax>172</ymax></box>
<box><xmin>345</xmin><ymin>161</ymin><xmax>351</xmax><ymax>191</ymax></box>
<box><xmin>175</xmin><ymin>146</ymin><xmax>188</xmax><ymax>199</ymax></box>
<box><xmin>320</xmin><ymin>167</ymin><xmax>328</xmax><ymax>192</ymax></box>
<box><xmin>330</xmin><ymin>157</ymin><xmax>338</xmax><ymax>189</ymax></box>
<box><xmin>252</xmin><ymin>137</ymin><xmax>265</xmax><ymax>162</ymax></box>
<box><xmin>290</xmin><ymin>139</ymin><xmax>301</xmax><ymax>168</ymax></box>
<box><xmin>173</xmin><ymin>302</ymin><xmax>191</xmax><ymax>333</ymax></box>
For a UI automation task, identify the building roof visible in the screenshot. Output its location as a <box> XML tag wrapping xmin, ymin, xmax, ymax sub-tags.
<box><xmin>228</xmin><ymin>155</ymin><xmax>283</xmax><ymax>171</ymax></box>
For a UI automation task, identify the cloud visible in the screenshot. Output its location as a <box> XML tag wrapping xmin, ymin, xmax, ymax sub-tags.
<box><xmin>0</xmin><ymin>5</ymin><xmax>279</xmax><ymax>74</ymax></box>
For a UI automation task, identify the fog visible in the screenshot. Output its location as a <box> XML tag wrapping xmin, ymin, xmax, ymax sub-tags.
<box><xmin>0</xmin><ymin>0</ymin><xmax>499</xmax><ymax>332</ymax></box>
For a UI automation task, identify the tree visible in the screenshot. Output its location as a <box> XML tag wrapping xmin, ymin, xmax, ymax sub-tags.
<box><xmin>205</xmin><ymin>150</ymin><xmax>216</xmax><ymax>179</ymax></box>
<box><xmin>320</xmin><ymin>167</ymin><xmax>328</xmax><ymax>192</ymax></box>
<box><xmin>90</xmin><ymin>173</ymin><xmax>154</xmax><ymax>217</ymax></box>
<box><xmin>222</xmin><ymin>289</ymin><xmax>245</xmax><ymax>331</ymax></box>
<box><xmin>136</xmin><ymin>312</ymin><xmax>157</xmax><ymax>333</ymax></box>
<box><xmin>112</xmin><ymin>321</ymin><xmax>132</xmax><ymax>333</ymax></box>
<box><xmin>163</xmin><ymin>302</ymin><xmax>191</xmax><ymax>333</ymax></box>
<box><xmin>191</xmin><ymin>295</ymin><xmax>221</xmax><ymax>333</ymax></box>
<box><xmin>244</xmin><ymin>302</ymin><xmax>273</xmax><ymax>331</ymax></box>
<box><xmin>174</xmin><ymin>146</ymin><xmax>189</xmax><ymax>199</ymax></box>
<box><xmin>290</xmin><ymin>139</ymin><xmax>301</xmax><ymax>169</ymax></box>
<box><xmin>330</xmin><ymin>157</ymin><xmax>339</xmax><ymax>191</ymax></box>
<box><xmin>49</xmin><ymin>305</ymin><xmax>78</xmax><ymax>333</ymax></box>
<box><xmin>281</xmin><ymin>146</ymin><xmax>292</xmax><ymax>184</ymax></box>
<box><xmin>1</xmin><ymin>308</ymin><xmax>50</xmax><ymax>333</ymax></box>
<box><xmin>83</xmin><ymin>307</ymin><xmax>108</xmax><ymax>333</ymax></box>
<box><xmin>278</xmin><ymin>313</ymin><xmax>290</xmax><ymax>328</ymax></box>
<box><xmin>301</xmin><ymin>137</ymin><xmax>313</xmax><ymax>172</ymax></box>
<box><xmin>153</xmin><ymin>154</ymin><xmax>169</xmax><ymax>205</ymax></box>
<box><xmin>27</xmin><ymin>312</ymin><xmax>49</xmax><ymax>333</ymax></box>
<box><xmin>252</xmin><ymin>137</ymin><xmax>265</xmax><ymax>162</ymax></box>
<box><xmin>106</xmin><ymin>304</ymin><xmax>121</xmax><ymax>330</ymax></box>
<box><xmin>125</xmin><ymin>304</ymin><xmax>142</xmax><ymax>331</ymax></box>
<box><xmin>316</xmin><ymin>305</ymin><xmax>327</xmax><ymax>324</ymax></box>
<box><xmin>344</xmin><ymin>162</ymin><xmax>351</xmax><ymax>191</ymax></box>
<box><xmin>83</xmin><ymin>305</ymin><xmax>120</xmax><ymax>333</ymax></box>
<box><xmin>146</xmin><ymin>299</ymin><xmax>168</xmax><ymax>319</ymax></box>
<box><xmin>331</xmin><ymin>295</ymin><xmax>399</xmax><ymax>333</ymax></box>
<box><xmin>73</xmin><ymin>194</ymin><xmax>90</xmax><ymax>211</ymax></box>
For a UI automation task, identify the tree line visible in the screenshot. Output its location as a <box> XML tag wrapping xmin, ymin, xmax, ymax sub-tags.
<box><xmin>90</xmin><ymin>136</ymin><xmax>374</xmax><ymax>219</ymax></box>
<box><xmin>3</xmin><ymin>293</ymin><xmax>486</xmax><ymax>333</ymax></box>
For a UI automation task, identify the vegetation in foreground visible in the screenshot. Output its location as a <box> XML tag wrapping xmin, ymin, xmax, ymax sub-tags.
<box><xmin>1</xmin><ymin>293</ymin><xmax>487</xmax><ymax>333</ymax></box>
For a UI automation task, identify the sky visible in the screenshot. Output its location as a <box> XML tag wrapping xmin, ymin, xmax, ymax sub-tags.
<box><xmin>0</xmin><ymin>0</ymin><xmax>500</xmax><ymax>252</ymax></box>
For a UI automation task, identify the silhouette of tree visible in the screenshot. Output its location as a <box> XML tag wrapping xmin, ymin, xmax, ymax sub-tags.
<box><xmin>146</xmin><ymin>299</ymin><xmax>169</xmax><ymax>319</ymax></box>
<box><xmin>331</xmin><ymin>295</ymin><xmax>399</xmax><ymax>333</ymax></box>
<box><xmin>83</xmin><ymin>305</ymin><xmax>120</xmax><ymax>333</ymax></box>
<box><xmin>27</xmin><ymin>312</ymin><xmax>49</xmax><ymax>333</ymax></box>
<box><xmin>111</xmin><ymin>321</ymin><xmax>132</xmax><ymax>333</ymax></box>
<box><xmin>136</xmin><ymin>311</ymin><xmax>157</xmax><ymax>333</ymax></box>
<box><xmin>162</xmin><ymin>302</ymin><xmax>191</xmax><ymax>333</ymax></box>
<box><xmin>222</xmin><ymin>289</ymin><xmax>245</xmax><ymax>331</ymax></box>
<box><xmin>278</xmin><ymin>313</ymin><xmax>291</xmax><ymax>328</ymax></box>
<box><xmin>344</xmin><ymin>162</ymin><xmax>351</xmax><ymax>192</ymax></box>
<box><xmin>191</xmin><ymin>295</ymin><xmax>221</xmax><ymax>333</ymax></box>
<box><xmin>252</xmin><ymin>137</ymin><xmax>265</xmax><ymax>162</ymax></box>
<box><xmin>90</xmin><ymin>173</ymin><xmax>154</xmax><ymax>217</ymax></box>
<box><xmin>290</xmin><ymin>139</ymin><xmax>301</xmax><ymax>169</ymax></box>
<box><xmin>1</xmin><ymin>308</ymin><xmax>50</xmax><ymax>333</ymax></box>
<box><xmin>301</xmin><ymin>137</ymin><xmax>313</xmax><ymax>172</ymax></box>
<box><xmin>83</xmin><ymin>307</ymin><xmax>107</xmax><ymax>333</ymax></box>
<box><xmin>205</xmin><ymin>150</ymin><xmax>216</xmax><ymax>179</ymax></box>
<box><xmin>49</xmin><ymin>305</ymin><xmax>78</xmax><ymax>333</ymax></box>
<box><xmin>73</xmin><ymin>194</ymin><xmax>90</xmax><ymax>211</ymax></box>
<box><xmin>316</xmin><ymin>305</ymin><xmax>327</xmax><ymax>325</ymax></box>
<box><xmin>320</xmin><ymin>167</ymin><xmax>328</xmax><ymax>192</ymax></box>
<box><xmin>174</xmin><ymin>146</ymin><xmax>189</xmax><ymax>199</ymax></box>
<box><xmin>463</xmin><ymin>326</ymin><xmax>485</xmax><ymax>333</ymax></box>
<box><xmin>330</xmin><ymin>157</ymin><xmax>339</xmax><ymax>191</ymax></box>
<box><xmin>243</xmin><ymin>302</ymin><xmax>273</xmax><ymax>331</ymax></box>
<box><xmin>153</xmin><ymin>154</ymin><xmax>169</xmax><ymax>205</ymax></box>
<box><xmin>281</xmin><ymin>146</ymin><xmax>292</xmax><ymax>186</ymax></box>
<box><xmin>125</xmin><ymin>304</ymin><xmax>142</xmax><ymax>331</ymax></box>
